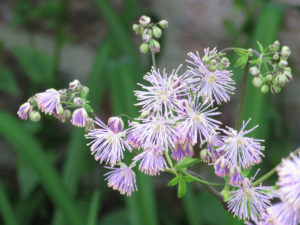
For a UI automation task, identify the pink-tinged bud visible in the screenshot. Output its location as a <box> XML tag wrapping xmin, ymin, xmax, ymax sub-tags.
<box><xmin>152</xmin><ymin>26</ymin><xmax>162</xmax><ymax>38</ymax></box>
<box><xmin>284</xmin><ymin>69</ymin><xmax>292</xmax><ymax>82</ymax></box>
<box><xmin>149</xmin><ymin>39</ymin><xmax>160</xmax><ymax>54</ymax></box>
<box><xmin>29</xmin><ymin>111</ymin><xmax>41</xmax><ymax>122</ymax></box>
<box><xmin>271</xmin><ymin>85</ymin><xmax>281</xmax><ymax>94</ymax></box>
<box><xmin>139</xmin><ymin>43</ymin><xmax>149</xmax><ymax>54</ymax></box>
<box><xmin>200</xmin><ymin>149</ymin><xmax>211</xmax><ymax>163</ymax></box>
<box><xmin>139</xmin><ymin>15</ymin><xmax>151</xmax><ymax>26</ymax></box>
<box><xmin>85</xmin><ymin>118</ymin><xmax>95</xmax><ymax>132</ymax></box>
<box><xmin>142</xmin><ymin>28</ymin><xmax>152</xmax><ymax>42</ymax></box>
<box><xmin>108</xmin><ymin>117</ymin><xmax>124</xmax><ymax>133</ymax></box>
<box><xmin>73</xmin><ymin>97</ymin><xmax>83</xmax><ymax>106</ymax></box>
<box><xmin>276</xmin><ymin>74</ymin><xmax>288</xmax><ymax>86</ymax></box>
<box><xmin>158</xmin><ymin>19</ymin><xmax>168</xmax><ymax>28</ymax></box>
<box><xmin>61</xmin><ymin>110</ymin><xmax>71</xmax><ymax>123</ymax></box>
<box><xmin>55</xmin><ymin>104</ymin><xmax>64</xmax><ymax>115</ymax></box>
<box><xmin>229</xmin><ymin>167</ymin><xmax>244</xmax><ymax>185</ymax></box>
<box><xmin>252</xmin><ymin>77</ymin><xmax>263</xmax><ymax>88</ymax></box>
<box><xmin>214</xmin><ymin>157</ymin><xmax>229</xmax><ymax>178</ymax></box>
<box><xmin>17</xmin><ymin>102</ymin><xmax>31</xmax><ymax>120</ymax></box>
<box><xmin>132</xmin><ymin>24</ymin><xmax>140</xmax><ymax>34</ymax></box>
<box><xmin>279</xmin><ymin>59</ymin><xmax>288</xmax><ymax>67</ymax></box>
<box><xmin>69</xmin><ymin>79</ymin><xmax>81</xmax><ymax>92</ymax></box>
<box><xmin>71</xmin><ymin>108</ymin><xmax>88</xmax><ymax>127</ymax></box>
<box><xmin>281</xmin><ymin>45</ymin><xmax>291</xmax><ymax>58</ymax></box>
<box><xmin>261</xmin><ymin>84</ymin><xmax>269</xmax><ymax>94</ymax></box>
<box><xmin>249</xmin><ymin>66</ymin><xmax>259</xmax><ymax>76</ymax></box>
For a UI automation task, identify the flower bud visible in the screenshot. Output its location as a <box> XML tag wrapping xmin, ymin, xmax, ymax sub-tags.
<box><xmin>281</xmin><ymin>45</ymin><xmax>291</xmax><ymax>58</ymax></box>
<box><xmin>221</xmin><ymin>57</ymin><xmax>230</xmax><ymax>68</ymax></box>
<box><xmin>108</xmin><ymin>116</ymin><xmax>124</xmax><ymax>133</ymax></box>
<box><xmin>273</xmin><ymin>53</ymin><xmax>279</xmax><ymax>60</ymax></box>
<box><xmin>200</xmin><ymin>149</ymin><xmax>211</xmax><ymax>163</ymax></box>
<box><xmin>214</xmin><ymin>157</ymin><xmax>229</xmax><ymax>178</ymax></box>
<box><xmin>229</xmin><ymin>167</ymin><xmax>243</xmax><ymax>186</ymax></box>
<box><xmin>202</xmin><ymin>55</ymin><xmax>210</xmax><ymax>64</ymax></box>
<box><xmin>152</xmin><ymin>26</ymin><xmax>162</xmax><ymax>38</ymax></box>
<box><xmin>158</xmin><ymin>19</ymin><xmax>168</xmax><ymax>28</ymax></box>
<box><xmin>271</xmin><ymin>85</ymin><xmax>281</xmax><ymax>94</ymax></box>
<box><xmin>210</xmin><ymin>59</ymin><xmax>217</xmax><ymax>66</ymax></box>
<box><xmin>81</xmin><ymin>86</ymin><xmax>89</xmax><ymax>98</ymax></box>
<box><xmin>17</xmin><ymin>102</ymin><xmax>31</xmax><ymax>120</ymax></box>
<box><xmin>71</xmin><ymin>108</ymin><xmax>88</xmax><ymax>127</ymax></box>
<box><xmin>149</xmin><ymin>39</ymin><xmax>160</xmax><ymax>54</ymax></box>
<box><xmin>284</xmin><ymin>69</ymin><xmax>292</xmax><ymax>82</ymax></box>
<box><xmin>279</xmin><ymin>59</ymin><xmax>288</xmax><ymax>67</ymax></box>
<box><xmin>29</xmin><ymin>111</ymin><xmax>41</xmax><ymax>122</ymax></box>
<box><xmin>139</xmin><ymin>43</ymin><xmax>149</xmax><ymax>54</ymax></box>
<box><xmin>139</xmin><ymin>15</ymin><xmax>151</xmax><ymax>26</ymax></box>
<box><xmin>73</xmin><ymin>97</ymin><xmax>83</xmax><ymax>106</ymax></box>
<box><xmin>274</xmin><ymin>40</ymin><xmax>280</xmax><ymax>47</ymax></box>
<box><xmin>85</xmin><ymin>118</ymin><xmax>95</xmax><ymax>131</ymax></box>
<box><xmin>249</xmin><ymin>66</ymin><xmax>259</xmax><ymax>76</ymax></box>
<box><xmin>252</xmin><ymin>77</ymin><xmax>263</xmax><ymax>88</ymax></box>
<box><xmin>69</xmin><ymin>79</ymin><xmax>81</xmax><ymax>92</ymax></box>
<box><xmin>56</xmin><ymin>104</ymin><xmax>64</xmax><ymax>115</ymax></box>
<box><xmin>261</xmin><ymin>84</ymin><xmax>269</xmax><ymax>94</ymax></box>
<box><xmin>61</xmin><ymin>109</ymin><xmax>71</xmax><ymax>123</ymax></box>
<box><xmin>266</xmin><ymin>74</ymin><xmax>273</xmax><ymax>82</ymax></box>
<box><xmin>132</xmin><ymin>24</ymin><xmax>140</xmax><ymax>34</ymax></box>
<box><xmin>142</xmin><ymin>28</ymin><xmax>152</xmax><ymax>42</ymax></box>
<box><xmin>276</xmin><ymin>74</ymin><xmax>288</xmax><ymax>86</ymax></box>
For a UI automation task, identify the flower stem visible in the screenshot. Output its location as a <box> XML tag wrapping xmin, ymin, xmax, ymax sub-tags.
<box><xmin>235</xmin><ymin>56</ymin><xmax>251</xmax><ymax>130</ymax></box>
<box><xmin>164</xmin><ymin>151</ymin><xmax>174</xmax><ymax>168</ymax></box>
<box><xmin>151</xmin><ymin>51</ymin><xmax>156</xmax><ymax>70</ymax></box>
<box><xmin>181</xmin><ymin>169</ymin><xmax>224</xmax><ymax>186</ymax></box>
<box><xmin>253</xmin><ymin>147</ymin><xmax>300</xmax><ymax>186</ymax></box>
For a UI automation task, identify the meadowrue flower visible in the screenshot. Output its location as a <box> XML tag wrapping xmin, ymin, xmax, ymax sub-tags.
<box><xmin>105</xmin><ymin>165</ymin><xmax>137</xmax><ymax>196</ymax></box>
<box><xmin>71</xmin><ymin>108</ymin><xmax>88</xmax><ymax>127</ymax></box>
<box><xmin>246</xmin><ymin>212</ymin><xmax>273</xmax><ymax>225</ymax></box>
<box><xmin>187</xmin><ymin>50</ymin><xmax>235</xmax><ymax>104</ymax></box>
<box><xmin>108</xmin><ymin>117</ymin><xmax>124</xmax><ymax>133</ymax></box>
<box><xmin>205</xmin><ymin>132</ymin><xmax>224</xmax><ymax>162</ymax></box>
<box><xmin>36</xmin><ymin>89</ymin><xmax>60</xmax><ymax>115</ymax></box>
<box><xmin>17</xmin><ymin>102</ymin><xmax>31</xmax><ymax>120</ymax></box>
<box><xmin>86</xmin><ymin>118</ymin><xmax>131</xmax><ymax>166</ymax></box>
<box><xmin>277</xmin><ymin>153</ymin><xmax>300</xmax><ymax>210</ymax></box>
<box><xmin>127</xmin><ymin>114</ymin><xmax>177</xmax><ymax>151</ymax></box>
<box><xmin>219</xmin><ymin>119</ymin><xmax>264</xmax><ymax>169</ymax></box>
<box><xmin>214</xmin><ymin>157</ymin><xmax>229</xmax><ymax>177</ymax></box>
<box><xmin>171</xmin><ymin>142</ymin><xmax>194</xmax><ymax>161</ymax></box>
<box><xmin>176</xmin><ymin>96</ymin><xmax>221</xmax><ymax>144</ymax></box>
<box><xmin>229</xmin><ymin>166</ymin><xmax>244</xmax><ymax>186</ymax></box>
<box><xmin>228</xmin><ymin>177</ymin><xmax>273</xmax><ymax>221</ymax></box>
<box><xmin>134</xmin><ymin>66</ymin><xmax>190</xmax><ymax>116</ymax></box>
<box><xmin>126</xmin><ymin>122</ymin><xmax>143</xmax><ymax>149</ymax></box>
<box><xmin>134</xmin><ymin>147</ymin><xmax>168</xmax><ymax>176</ymax></box>
<box><xmin>267</xmin><ymin>202</ymin><xmax>300</xmax><ymax>225</ymax></box>
<box><xmin>69</xmin><ymin>79</ymin><xmax>81</xmax><ymax>92</ymax></box>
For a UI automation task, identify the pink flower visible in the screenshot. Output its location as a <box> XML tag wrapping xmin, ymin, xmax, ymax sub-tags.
<box><xmin>36</xmin><ymin>89</ymin><xmax>60</xmax><ymax>115</ymax></box>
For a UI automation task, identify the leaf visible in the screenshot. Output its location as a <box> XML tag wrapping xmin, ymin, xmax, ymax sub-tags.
<box><xmin>234</xmin><ymin>49</ymin><xmax>248</xmax><ymax>57</ymax></box>
<box><xmin>12</xmin><ymin>46</ymin><xmax>53</xmax><ymax>85</ymax></box>
<box><xmin>249</xmin><ymin>59</ymin><xmax>260</xmax><ymax>65</ymax></box>
<box><xmin>84</xmin><ymin>103</ymin><xmax>94</xmax><ymax>113</ymax></box>
<box><xmin>234</xmin><ymin>55</ymin><xmax>248</xmax><ymax>68</ymax></box>
<box><xmin>183</xmin><ymin>176</ymin><xmax>194</xmax><ymax>183</ymax></box>
<box><xmin>257</xmin><ymin>41</ymin><xmax>264</xmax><ymax>53</ymax></box>
<box><xmin>177</xmin><ymin>178</ymin><xmax>187</xmax><ymax>198</ymax></box>
<box><xmin>168</xmin><ymin>176</ymin><xmax>180</xmax><ymax>186</ymax></box>
<box><xmin>175</xmin><ymin>157</ymin><xmax>201</xmax><ymax>169</ymax></box>
<box><xmin>0</xmin><ymin>63</ymin><xmax>20</xmax><ymax>97</ymax></box>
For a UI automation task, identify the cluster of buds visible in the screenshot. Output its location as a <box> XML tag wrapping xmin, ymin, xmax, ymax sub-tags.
<box><xmin>201</xmin><ymin>48</ymin><xmax>230</xmax><ymax>72</ymax></box>
<box><xmin>249</xmin><ymin>40</ymin><xmax>292</xmax><ymax>94</ymax></box>
<box><xmin>17</xmin><ymin>80</ymin><xmax>94</xmax><ymax>131</ymax></box>
<box><xmin>132</xmin><ymin>15</ymin><xmax>168</xmax><ymax>54</ymax></box>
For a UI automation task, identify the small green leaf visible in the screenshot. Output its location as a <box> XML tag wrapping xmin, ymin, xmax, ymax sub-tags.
<box><xmin>234</xmin><ymin>49</ymin><xmax>248</xmax><ymax>57</ymax></box>
<box><xmin>250</xmin><ymin>59</ymin><xmax>260</xmax><ymax>65</ymax></box>
<box><xmin>168</xmin><ymin>176</ymin><xmax>180</xmax><ymax>186</ymax></box>
<box><xmin>257</xmin><ymin>41</ymin><xmax>264</xmax><ymax>53</ymax></box>
<box><xmin>84</xmin><ymin>104</ymin><xmax>94</xmax><ymax>113</ymax></box>
<box><xmin>175</xmin><ymin>157</ymin><xmax>201</xmax><ymax>169</ymax></box>
<box><xmin>177</xmin><ymin>179</ymin><xmax>187</xmax><ymax>198</ymax></box>
<box><xmin>183</xmin><ymin>176</ymin><xmax>194</xmax><ymax>183</ymax></box>
<box><xmin>234</xmin><ymin>55</ymin><xmax>248</xmax><ymax>68</ymax></box>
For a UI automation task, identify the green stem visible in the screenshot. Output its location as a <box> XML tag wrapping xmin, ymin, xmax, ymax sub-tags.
<box><xmin>151</xmin><ymin>51</ymin><xmax>156</xmax><ymax>70</ymax></box>
<box><xmin>253</xmin><ymin>147</ymin><xmax>300</xmax><ymax>186</ymax></box>
<box><xmin>180</xmin><ymin>169</ymin><xmax>224</xmax><ymax>186</ymax></box>
<box><xmin>87</xmin><ymin>190</ymin><xmax>101</xmax><ymax>225</ymax></box>
<box><xmin>235</xmin><ymin>56</ymin><xmax>251</xmax><ymax>130</ymax></box>
<box><xmin>164</xmin><ymin>151</ymin><xmax>173</xmax><ymax>168</ymax></box>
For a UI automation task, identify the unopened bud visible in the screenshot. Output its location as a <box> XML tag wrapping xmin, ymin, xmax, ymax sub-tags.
<box><xmin>221</xmin><ymin>57</ymin><xmax>230</xmax><ymax>68</ymax></box>
<box><xmin>252</xmin><ymin>77</ymin><xmax>263</xmax><ymax>88</ymax></box>
<box><xmin>139</xmin><ymin>43</ymin><xmax>149</xmax><ymax>54</ymax></box>
<box><xmin>261</xmin><ymin>84</ymin><xmax>269</xmax><ymax>93</ymax></box>
<box><xmin>85</xmin><ymin>118</ymin><xmax>95</xmax><ymax>131</ymax></box>
<box><xmin>150</xmin><ymin>39</ymin><xmax>160</xmax><ymax>54</ymax></box>
<box><xmin>202</xmin><ymin>55</ymin><xmax>210</xmax><ymax>64</ymax></box>
<box><xmin>279</xmin><ymin>59</ymin><xmax>288</xmax><ymax>67</ymax></box>
<box><xmin>274</xmin><ymin>40</ymin><xmax>280</xmax><ymax>47</ymax></box>
<box><xmin>69</xmin><ymin>79</ymin><xmax>81</xmax><ymax>92</ymax></box>
<box><xmin>152</xmin><ymin>26</ymin><xmax>162</xmax><ymax>38</ymax></box>
<box><xmin>142</xmin><ymin>28</ymin><xmax>152</xmax><ymax>42</ymax></box>
<box><xmin>273</xmin><ymin>53</ymin><xmax>279</xmax><ymax>60</ymax></box>
<box><xmin>73</xmin><ymin>97</ymin><xmax>83</xmax><ymax>106</ymax></box>
<box><xmin>249</xmin><ymin>66</ymin><xmax>259</xmax><ymax>76</ymax></box>
<box><xmin>82</xmin><ymin>86</ymin><xmax>89</xmax><ymax>98</ymax></box>
<box><xmin>158</xmin><ymin>19</ymin><xmax>168</xmax><ymax>28</ymax></box>
<box><xmin>132</xmin><ymin>24</ymin><xmax>140</xmax><ymax>34</ymax></box>
<box><xmin>29</xmin><ymin>111</ymin><xmax>41</xmax><ymax>122</ymax></box>
<box><xmin>200</xmin><ymin>149</ymin><xmax>211</xmax><ymax>163</ymax></box>
<box><xmin>281</xmin><ymin>45</ymin><xmax>291</xmax><ymax>58</ymax></box>
<box><xmin>139</xmin><ymin>15</ymin><xmax>151</xmax><ymax>26</ymax></box>
<box><xmin>271</xmin><ymin>85</ymin><xmax>281</xmax><ymax>94</ymax></box>
<box><xmin>276</xmin><ymin>74</ymin><xmax>288</xmax><ymax>86</ymax></box>
<box><xmin>61</xmin><ymin>110</ymin><xmax>71</xmax><ymax>123</ymax></box>
<box><xmin>284</xmin><ymin>69</ymin><xmax>292</xmax><ymax>82</ymax></box>
<box><xmin>266</xmin><ymin>74</ymin><xmax>273</xmax><ymax>82</ymax></box>
<box><xmin>56</xmin><ymin>104</ymin><xmax>64</xmax><ymax>115</ymax></box>
<box><xmin>108</xmin><ymin>117</ymin><xmax>124</xmax><ymax>133</ymax></box>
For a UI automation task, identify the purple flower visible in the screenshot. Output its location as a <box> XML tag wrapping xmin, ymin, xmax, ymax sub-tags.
<box><xmin>105</xmin><ymin>165</ymin><xmax>137</xmax><ymax>196</ymax></box>
<box><xmin>176</xmin><ymin>96</ymin><xmax>221</xmax><ymax>144</ymax></box>
<box><xmin>219</xmin><ymin>119</ymin><xmax>264</xmax><ymax>169</ymax></box>
<box><xmin>171</xmin><ymin>142</ymin><xmax>194</xmax><ymax>161</ymax></box>
<box><xmin>108</xmin><ymin>117</ymin><xmax>124</xmax><ymax>133</ymax></box>
<box><xmin>127</xmin><ymin>114</ymin><xmax>177</xmax><ymax>151</ymax></box>
<box><xmin>36</xmin><ymin>89</ymin><xmax>60</xmax><ymax>115</ymax></box>
<box><xmin>277</xmin><ymin>153</ymin><xmax>300</xmax><ymax>210</ymax></box>
<box><xmin>17</xmin><ymin>102</ymin><xmax>31</xmax><ymax>120</ymax></box>
<box><xmin>229</xmin><ymin>166</ymin><xmax>244</xmax><ymax>186</ymax></box>
<box><xmin>71</xmin><ymin>108</ymin><xmax>88</xmax><ymax>127</ymax></box>
<box><xmin>267</xmin><ymin>202</ymin><xmax>300</xmax><ymax>225</ymax></box>
<box><xmin>134</xmin><ymin>66</ymin><xmax>190</xmax><ymax>116</ymax></box>
<box><xmin>214</xmin><ymin>157</ymin><xmax>229</xmax><ymax>177</ymax></box>
<box><xmin>228</xmin><ymin>178</ymin><xmax>273</xmax><ymax>221</ymax></box>
<box><xmin>134</xmin><ymin>147</ymin><xmax>168</xmax><ymax>176</ymax></box>
<box><xmin>205</xmin><ymin>132</ymin><xmax>224</xmax><ymax>162</ymax></box>
<box><xmin>187</xmin><ymin>50</ymin><xmax>235</xmax><ymax>104</ymax></box>
<box><xmin>85</xmin><ymin>118</ymin><xmax>131</xmax><ymax>166</ymax></box>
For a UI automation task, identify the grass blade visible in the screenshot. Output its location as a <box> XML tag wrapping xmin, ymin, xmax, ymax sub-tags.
<box><xmin>87</xmin><ymin>190</ymin><xmax>101</xmax><ymax>225</ymax></box>
<box><xmin>0</xmin><ymin>180</ymin><xmax>18</xmax><ymax>225</ymax></box>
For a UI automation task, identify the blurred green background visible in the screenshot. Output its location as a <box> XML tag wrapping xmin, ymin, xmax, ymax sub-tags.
<box><xmin>0</xmin><ymin>0</ymin><xmax>299</xmax><ymax>224</ymax></box>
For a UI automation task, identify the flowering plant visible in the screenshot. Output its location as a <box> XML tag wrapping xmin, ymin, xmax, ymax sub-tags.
<box><xmin>17</xmin><ymin>15</ymin><xmax>299</xmax><ymax>225</ymax></box>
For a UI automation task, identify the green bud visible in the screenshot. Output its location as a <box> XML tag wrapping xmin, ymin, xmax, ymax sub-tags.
<box><xmin>281</xmin><ymin>45</ymin><xmax>291</xmax><ymax>58</ymax></box>
<box><xmin>152</xmin><ymin>26</ymin><xmax>162</xmax><ymax>38</ymax></box>
<box><xmin>217</xmin><ymin>63</ymin><xmax>224</xmax><ymax>71</ymax></box>
<box><xmin>249</xmin><ymin>66</ymin><xmax>259</xmax><ymax>76</ymax></box>
<box><xmin>158</xmin><ymin>19</ymin><xmax>168</xmax><ymax>28</ymax></box>
<box><xmin>132</xmin><ymin>24</ymin><xmax>140</xmax><ymax>34</ymax></box>
<box><xmin>276</xmin><ymin>74</ymin><xmax>288</xmax><ymax>86</ymax></box>
<box><xmin>248</xmin><ymin>48</ymin><xmax>253</xmax><ymax>56</ymax></box>
<box><xmin>142</xmin><ymin>28</ymin><xmax>152</xmax><ymax>42</ymax></box>
<box><xmin>200</xmin><ymin>149</ymin><xmax>209</xmax><ymax>163</ymax></box>
<box><xmin>271</xmin><ymin>85</ymin><xmax>281</xmax><ymax>94</ymax></box>
<box><xmin>266</xmin><ymin>74</ymin><xmax>273</xmax><ymax>82</ymax></box>
<box><xmin>209</xmin><ymin>65</ymin><xmax>217</xmax><ymax>72</ymax></box>
<box><xmin>273</xmin><ymin>53</ymin><xmax>279</xmax><ymax>60</ymax></box>
<box><xmin>252</xmin><ymin>77</ymin><xmax>263</xmax><ymax>88</ymax></box>
<box><xmin>202</xmin><ymin>55</ymin><xmax>210</xmax><ymax>64</ymax></box>
<box><xmin>274</xmin><ymin>40</ymin><xmax>280</xmax><ymax>47</ymax></box>
<box><xmin>284</xmin><ymin>69</ymin><xmax>293</xmax><ymax>82</ymax></box>
<box><xmin>261</xmin><ymin>84</ymin><xmax>269</xmax><ymax>93</ymax></box>
<box><xmin>69</xmin><ymin>79</ymin><xmax>81</xmax><ymax>92</ymax></box>
<box><xmin>221</xmin><ymin>57</ymin><xmax>230</xmax><ymax>68</ymax></box>
<box><xmin>82</xmin><ymin>86</ymin><xmax>89</xmax><ymax>98</ymax></box>
<box><xmin>30</xmin><ymin>111</ymin><xmax>41</xmax><ymax>122</ymax></box>
<box><xmin>139</xmin><ymin>42</ymin><xmax>149</xmax><ymax>54</ymax></box>
<box><xmin>149</xmin><ymin>39</ymin><xmax>160</xmax><ymax>54</ymax></box>
<box><xmin>61</xmin><ymin>110</ymin><xmax>71</xmax><ymax>123</ymax></box>
<box><xmin>210</xmin><ymin>59</ymin><xmax>217</xmax><ymax>66</ymax></box>
<box><xmin>279</xmin><ymin>59</ymin><xmax>288</xmax><ymax>67</ymax></box>
<box><xmin>56</xmin><ymin>104</ymin><xmax>64</xmax><ymax>115</ymax></box>
<box><xmin>139</xmin><ymin>15</ymin><xmax>151</xmax><ymax>26</ymax></box>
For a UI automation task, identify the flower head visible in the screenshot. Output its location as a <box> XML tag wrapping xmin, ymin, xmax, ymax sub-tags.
<box><xmin>171</xmin><ymin>142</ymin><xmax>194</xmax><ymax>161</ymax></box>
<box><xmin>134</xmin><ymin>147</ymin><xmax>168</xmax><ymax>176</ymax></box>
<box><xmin>267</xmin><ymin>202</ymin><xmax>300</xmax><ymax>225</ymax></box>
<box><xmin>219</xmin><ymin>119</ymin><xmax>264</xmax><ymax>169</ymax></box>
<box><xmin>228</xmin><ymin>178</ymin><xmax>273</xmax><ymax>221</ymax></box>
<box><xmin>105</xmin><ymin>165</ymin><xmax>137</xmax><ymax>196</ymax></box>
<box><xmin>85</xmin><ymin>118</ymin><xmax>131</xmax><ymax>166</ymax></box>
<box><xmin>71</xmin><ymin>108</ymin><xmax>88</xmax><ymax>127</ymax></box>
<box><xmin>277</xmin><ymin>153</ymin><xmax>300</xmax><ymax>210</ymax></box>
<box><xmin>187</xmin><ymin>49</ymin><xmax>235</xmax><ymax>104</ymax></box>
<box><xmin>36</xmin><ymin>89</ymin><xmax>60</xmax><ymax>115</ymax></box>
<box><xmin>17</xmin><ymin>102</ymin><xmax>31</xmax><ymax>120</ymax></box>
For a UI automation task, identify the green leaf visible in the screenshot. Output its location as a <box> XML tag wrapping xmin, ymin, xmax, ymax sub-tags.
<box><xmin>12</xmin><ymin>46</ymin><xmax>53</xmax><ymax>84</ymax></box>
<box><xmin>234</xmin><ymin>49</ymin><xmax>248</xmax><ymax>57</ymax></box>
<box><xmin>249</xmin><ymin>59</ymin><xmax>260</xmax><ymax>65</ymax></box>
<box><xmin>175</xmin><ymin>157</ymin><xmax>201</xmax><ymax>169</ymax></box>
<box><xmin>0</xmin><ymin>180</ymin><xmax>18</xmax><ymax>225</ymax></box>
<box><xmin>84</xmin><ymin>103</ymin><xmax>94</xmax><ymax>113</ymax></box>
<box><xmin>234</xmin><ymin>55</ymin><xmax>248</xmax><ymax>68</ymax></box>
<box><xmin>168</xmin><ymin>176</ymin><xmax>180</xmax><ymax>186</ymax></box>
<box><xmin>257</xmin><ymin>41</ymin><xmax>264</xmax><ymax>53</ymax></box>
<box><xmin>177</xmin><ymin>178</ymin><xmax>187</xmax><ymax>198</ymax></box>
<box><xmin>0</xmin><ymin>63</ymin><xmax>20</xmax><ymax>97</ymax></box>
<box><xmin>183</xmin><ymin>176</ymin><xmax>194</xmax><ymax>183</ymax></box>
